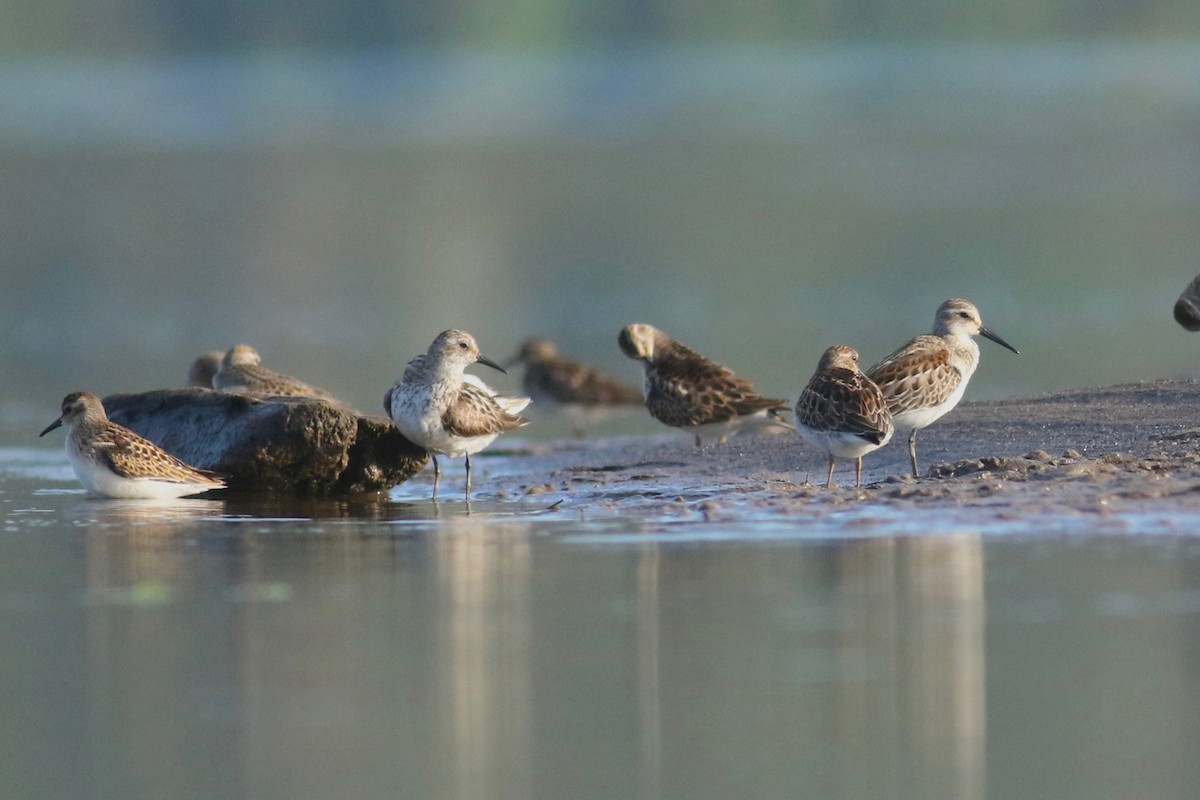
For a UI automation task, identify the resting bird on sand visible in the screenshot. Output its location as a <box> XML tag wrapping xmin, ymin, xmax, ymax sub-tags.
<box><xmin>506</xmin><ymin>337</ymin><xmax>642</xmax><ymax>434</ymax></box>
<box><xmin>618</xmin><ymin>323</ymin><xmax>792</xmax><ymax>447</ymax></box>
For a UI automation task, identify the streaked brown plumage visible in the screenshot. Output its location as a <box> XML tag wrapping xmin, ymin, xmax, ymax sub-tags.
<box><xmin>618</xmin><ymin>323</ymin><xmax>791</xmax><ymax>446</ymax></box>
<box><xmin>213</xmin><ymin>344</ymin><xmax>339</xmax><ymax>402</ymax></box>
<box><xmin>795</xmin><ymin>345</ymin><xmax>893</xmax><ymax>488</ymax></box>
<box><xmin>509</xmin><ymin>338</ymin><xmax>643</xmax><ymax>407</ymax></box>
<box><xmin>39</xmin><ymin>391</ymin><xmax>225</xmax><ymax>498</ymax></box>
<box><xmin>867</xmin><ymin>298</ymin><xmax>1019</xmax><ymax>478</ymax></box>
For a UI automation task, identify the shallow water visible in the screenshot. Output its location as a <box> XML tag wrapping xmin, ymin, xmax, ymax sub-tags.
<box><xmin>5</xmin><ymin>445</ymin><xmax>1200</xmax><ymax>800</ymax></box>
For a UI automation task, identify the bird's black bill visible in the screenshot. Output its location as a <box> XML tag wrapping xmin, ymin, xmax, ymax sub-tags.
<box><xmin>476</xmin><ymin>354</ymin><xmax>508</xmax><ymax>374</ymax></box>
<box><xmin>39</xmin><ymin>418</ymin><xmax>63</xmax><ymax>437</ymax></box>
<box><xmin>980</xmin><ymin>326</ymin><xmax>1019</xmax><ymax>355</ymax></box>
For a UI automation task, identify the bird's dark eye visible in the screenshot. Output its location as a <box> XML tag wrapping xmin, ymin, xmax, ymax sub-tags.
<box><xmin>958</xmin><ymin>311</ymin><xmax>971</xmax><ymax>319</ymax></box>
<box><xmin>458</xmin><ymin>342</ymin><xmax>469</xmax><ymax>349</ymax></box>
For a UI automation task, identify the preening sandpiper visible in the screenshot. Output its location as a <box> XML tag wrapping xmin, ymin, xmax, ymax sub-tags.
<box><xmin>40</xmin><ymin>391</ymin><xmax>226</xmax><ymax>499</ymax></box>
<box><xmin>795</xmin><ymin>345</ymin><xmax>893</xmax><ymax>488</ymax></box>
<box><xmin>385</xmin><ymin>330</ymin><xmax>530</xmax><ymax>499</ymax></box>
<box><xmin>506</xmin><ymin>338</ymin><xmax>642</xmax><ymax>434</ymax></box>
<box><xmin>867</xmin><ymin>298</ymin><xmax>1018</xmax><ymax>478</ymax></box>
<box><xmin>213</xmin><ymin>344</ymin><xmax>339</xmax><ymax>401</ymax></box>
<box><xmin>618</xmin><ymin>323</ymin><xmax>792</xmax><ymax>447</ymax></box>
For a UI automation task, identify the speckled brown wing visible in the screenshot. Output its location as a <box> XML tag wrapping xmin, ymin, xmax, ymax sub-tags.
<box><xmin>646</xmin><ymin>344</ymin><xmax>787</xmax><ymax>427</ymax></box>
<box><xmin>796</xmin><ymin>368</ymin><xmax>892</xmax><ymax>443</ymax></box>
<box><xmin>442</xmin><ymin>383</ymin><xmax>529</xmax><ymax>438</ymax></box>
<box><xmin>219</xmin><ymin>364</ymin><xmax>337</xmax><ymax>401</ymax></box>
<box><xmin>93</xmin><ymin>424</ymin><xmax>224</xmax><ymax>484</ymax></box>
<box><xmin>529</xmin><ymin>357</ymin><xmax>643</xmax><ymax>405</ymax></box>
<box><xmin>867</xmin><ymin>336</ymin><xmax>963</xmax><ymax>416</ymax></box>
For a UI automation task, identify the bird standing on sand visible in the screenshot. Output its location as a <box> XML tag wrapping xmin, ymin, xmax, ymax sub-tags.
<box><xmin>40</xmin><ymin>391</ymin><xmax>225</xmax><ymax>498</ymax></box>
<box><xmin>618</xmin><ymin>323</ymin><xmax>792</xmax><ymax>447</ymax></box>
<box><xmin>867</xmin><ymin>298</ymin><xmax>1019</xmax><ymax>478</ymax></box>
<box><xmin>506</xmin><ymin>338</ymin><xmax>642</xmax><ymax>434</ymax></box>
<box><xmin>386</xmin><ymin>330</ymin><xmax>530</xmax><ymax>499</ymax></box>
<box><xmin>795</xmin><ymin>345</ymin><xmax>893</xmax><ymax>488</ymax></box>
<box><xmin>213</xmin><ymin>344</ymin><xmax>339</xmax><ymax>401</ymax></box>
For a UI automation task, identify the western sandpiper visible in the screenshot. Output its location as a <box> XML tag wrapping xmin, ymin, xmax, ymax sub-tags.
<box><xmin>213</xmin><ymin>344</ymin><xmax>339</xmax><ymax>401</ymax></box>
<box><xmin>385</xmin><ymin>330</ymin><xmax>530</xmax><ymax>499</ymax></box>
<box><xmin>188</xmin><ymin>350</ymin><xmax>223</xmax><ymax>388</ymax></box>
<box><xmin>795</xmin><ymin>345</ymin><xmax>893</xmax><ymax>488</ymax></box>
<box><xmin>618</xmin><ymin>323</ymin><xmax>792</xmax><ymax>447</ymax></box>
<box><xmin>40</xmin><ymin>391</ymin><xmax>226</xmax><ymax>499</ymax></box>
<box><xmin>506</xmin><ymin>338</ymin><xmax>642</xmax><ymax>434</ymax></box>
<box><xmin>867</xmin><ymin>298</ymin><xmax>1018</xmax><ymax>478</ymax></box>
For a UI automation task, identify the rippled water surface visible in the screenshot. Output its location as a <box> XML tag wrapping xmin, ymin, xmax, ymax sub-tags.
<box><xmin>5</xmin><ymin>446</ymin><xmax>1200</xmax><ymax>800</ymax></box>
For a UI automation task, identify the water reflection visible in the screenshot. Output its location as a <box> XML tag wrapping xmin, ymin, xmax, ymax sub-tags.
<box><xmin>70</xmin><ymin>519</ymin><xmax>991</xmax><ymax>799</ymax></box>
<box><xmin>21</xmin><ymin>509</ymin><xmax>1194</xmax><ymax>800</ymax></box>
<box><xmin>833</xmin><ymin>535</ymin><xmax>985</xmax><ymax>800</ymax></box>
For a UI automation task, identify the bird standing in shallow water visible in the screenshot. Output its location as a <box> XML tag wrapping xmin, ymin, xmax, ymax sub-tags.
<box><xmin>795</xmin><ymin>345</ymin><xmax>893</xmax><ymax>489</ymax></box>
<box><xmin>40</xmin><ymin>391</ymin><xmax>225</xmax><ymax>499</ymax></box>
<box><xmin>867</xmin><ymin>298</ymin><xmax>1018</xmax><ymax>478</ymax></box>
<box><xmin>618</xmin><ymin>323</ymin><xmax>792</xmax><ymax>447</ymax></box>
<box><xmin>385</xmin><ymin>330</ymin><xmax>530</xmax><ymax>499</ymax></box>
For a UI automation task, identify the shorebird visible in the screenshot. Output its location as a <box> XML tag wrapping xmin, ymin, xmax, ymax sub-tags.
<box><xmin>795</xmin><ymin>345</ymin><xmax>893</xmax><ymax>488</ymax></box>
<box><xmin>385</xmin><ymin>330</ymin><xmax>530</xmax><ymax>499</ymax></box>
<box><xmin>618</xmin><ymin>323</ymin><xmax>792</xmax><ymax>447</ymax></box>
<box><xmin>213</xmin><ymin>344</ymin><xmax>339</xmax><ymax>401</ymax></box>
<box><xmin>39</xmin><ymin>391</ymin><xmax>226</xmax><ymax>499</ymax></box>
<box><xmin>506</xmin><ymin>338</ymin><xmax>642</xmax><ymax>434</ymax></box>
<box><xmin>188</xmin><ymin>350</ymin><xmax>223</xmax><ymax>388</ymax></box>
<box><xmin>867</xmin><ymin>298</ymin><xmax>1019</xmax><ymax>478</ymax></box>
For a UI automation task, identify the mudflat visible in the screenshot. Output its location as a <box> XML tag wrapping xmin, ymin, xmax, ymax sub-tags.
<box><xmin>467</xmin><ymin>379</ymin><xmax>1200</xmax><ymax>524</ymax></box>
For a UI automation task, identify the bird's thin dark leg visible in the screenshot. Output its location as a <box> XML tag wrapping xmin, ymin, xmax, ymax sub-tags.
<box><xmin>431</xmin><ymin>454</ymin><xmax>441</xmax><ymax>500</ymax></box>
<box><xmin>826</xmin><ymin>454</ymin><xmax>836</xmax><ymax>489</ymax></box>
<box><xmin>855</xmin><ymin>456</ymin><xmax>863</xmax><ymax>488</ymax></box>
<box><xmin>908</xmin><ymin>430</ymin><xmax>920</xmax><ymax>478</ymax></box>
<box><xmin>465</xmin><ymin>454</ymin><xmax>473</xmax><ymax>499</ymax></box>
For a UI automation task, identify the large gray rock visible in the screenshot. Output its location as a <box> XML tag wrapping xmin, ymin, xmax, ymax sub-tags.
<box><xmin>1175</xmin><ymin>275</ymin><xmax>1200</xmax><ymax>331</ymax></box>
<box><xmin>102</xmin><ymin>389</ymin><xmax>428</xmax><ymax>495</ymax></box>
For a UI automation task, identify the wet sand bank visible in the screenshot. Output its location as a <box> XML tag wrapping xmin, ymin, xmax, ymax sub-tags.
<box><xmin>463</xmin><ymin>379</ymin><xmax>1200</xmax><ymax>524</ymax></box>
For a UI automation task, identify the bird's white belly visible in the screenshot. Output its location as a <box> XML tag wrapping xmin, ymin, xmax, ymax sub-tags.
<box><xmin>421</xmin><ymin>426</ymin><xmax>499</xmax><ymax>458</ymax></box>
<box><xmin>798</xmin><ymin>426</ymin><xmax>892</xmax><ymax>459</ymax></box>
<box><xmin>890</xmin><ymin>378</ymin><xmax>970</xmax><ymax>433</ymax></box>
<box><xmin>67</xmin><ymin>442</ymin><xmax>210</xmax><ymax>499</ymax></box>
<box><xmin>390</xmin><ymin>385</ymin><xmax>498</xmax><ymax>458</ymax></box>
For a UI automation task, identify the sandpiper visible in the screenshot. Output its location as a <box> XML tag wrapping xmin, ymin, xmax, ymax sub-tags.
<box><xmin>795</xmin><ymin>345</ymin><xmax>893</xmax><ymax>488</ymax></box>
<box><xmin>867</xmin><ymin>298</ymin><xmax>1019</xmax><ymax>478</ymax></box>
<box><xmin>213</xmin><ymin>344</ymin><xmax>339</xmax><ymax>401</ymax></box>
<box><xmin>385</xmin><ymin>330</ymin><xmax>530</xmax><ymax>499</ymax></box>
<box><xmin>188</xmin><ymin>350</ymin><xmax>223</xmax><ymax>388</ymax></box>
<box><xmin>506</xmin><ymin>338</ymin><xmax>642</xmax><ymax>434</ymax></box>
<box><xmin>40</xmin><ymin>391</ymin><xmax>226</xmax><ymax>499</ymax></box>
<box><xmin>618</xmin><ymin>323</ymin><xmax>792</xmax><ymax>447</ymax></box>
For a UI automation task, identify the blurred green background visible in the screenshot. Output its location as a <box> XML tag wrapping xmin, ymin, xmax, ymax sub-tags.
<box><xmin>2</xmin><ymin>0</ymin><xmax>1199</xmax><ymax>427</ymax></box>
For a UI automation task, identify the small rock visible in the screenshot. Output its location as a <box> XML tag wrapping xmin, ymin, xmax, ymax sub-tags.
<box><xmin>1063</xmin><ymin>449</ymin><xmax>1082</xmax><ymax>459</ymax></box>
